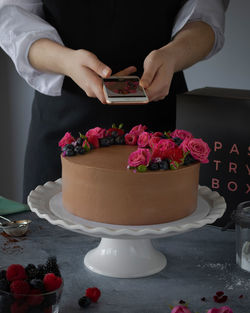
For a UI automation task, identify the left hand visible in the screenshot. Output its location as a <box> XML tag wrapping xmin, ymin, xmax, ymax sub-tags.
<box><xmin>140</xmin><ymin>48</ymin><xmax>176</xmax><ymax>102</ymax></box>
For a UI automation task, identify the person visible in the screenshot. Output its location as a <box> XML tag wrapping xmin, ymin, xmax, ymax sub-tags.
<box><xmin>0</xmin><ymin>0</ymin><xmax>229</xmax><ymax>202</ymax></box>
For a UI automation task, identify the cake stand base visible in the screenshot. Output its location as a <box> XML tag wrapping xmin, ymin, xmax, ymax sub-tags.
<box><xmin>84</xmin><ymin>238</ymin><xmax>166</xmax><ymax>278</ymax></box>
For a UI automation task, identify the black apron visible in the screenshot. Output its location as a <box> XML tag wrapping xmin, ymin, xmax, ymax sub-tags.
<box><xmin>23</xmin><ymin>0</ymin><xmax>188</xmax><ymax>201</ymax></box>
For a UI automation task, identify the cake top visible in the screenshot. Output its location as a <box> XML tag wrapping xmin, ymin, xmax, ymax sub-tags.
<box><xmin>59</xmin><ymin>123</ymin><xmax>210</xmax><ymax>172</ymax></box>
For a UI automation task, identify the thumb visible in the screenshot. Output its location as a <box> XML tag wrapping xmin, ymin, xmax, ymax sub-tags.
<box><xmin>85</xmin><ymin>52</ymin><xmax>112</xmax><ymax>78</ymax></box>
<box><xmin>140</xmin><ymin>58</ymin><xmax>159</xmax><ymax>89</ymax></box>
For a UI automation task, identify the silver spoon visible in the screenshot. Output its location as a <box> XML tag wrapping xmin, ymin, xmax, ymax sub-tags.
<box><xmin>0</xmin><ymin>215</ymin><xmax>31</xmax><ymax>236</ymax></box>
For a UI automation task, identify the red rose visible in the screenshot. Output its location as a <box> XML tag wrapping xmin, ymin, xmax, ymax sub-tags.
<box><xmin>106</xmin><ymin>128</ymin><xmax>124</xmax><ymax>137</ymax></box>
<box><xmin>125</xmin><ymin>133</ymin><xmax>138</xmax><ymax>145</ymax></box>
<box><xmin>149</xmin><ymin>136</ymin><xmax>162</xmax><ymax>149</ymax></box>
<box><xmin>165</xmin><ymin>147</ymin><xmax>184</xmax><ymax>163</ymax></box>
<box><xmin>152</xmin><ymin>139</ymin><xmax>176</xmax><ymax>160</ymax></box>
<box><xmin>171</xmin><ymin>129</ymin><xmax>193</xmax><ymax>140</ymax></box>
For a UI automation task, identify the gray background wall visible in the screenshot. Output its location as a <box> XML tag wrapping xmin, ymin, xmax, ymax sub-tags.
<box><xmin>0</xmin><ymin>0</ymin><xmax>249</xmax><ymax>203</ymax></box>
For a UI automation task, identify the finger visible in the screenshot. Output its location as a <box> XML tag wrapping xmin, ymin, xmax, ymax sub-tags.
<box><xmin>140</xmin><ymin>51</ymin><xmax>160</xmax><ymax>89</ymax></box>
<box><xmin>145</xmin><ymin>66</ymin><xmax>171</xmax><ymax>102</ymax></box>
<box><xmin>84</xmin><ymin>51</ymin><xmax>112</xmax><ymax>78</ymax></box>
<box><xmin>114</xmin><ymin>66</ymin><xmax>137</xmax><ymax>76</ymax></box>
<box><xmin>77</xmin><ymin>66</ymin><xmax>107</xmax><ymax>103</ymax></box>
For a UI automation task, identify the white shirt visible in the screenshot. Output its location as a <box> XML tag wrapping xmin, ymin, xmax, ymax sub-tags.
<box><xmin>0</xmin><ymin>0</ymin><xmax>229</xmax><ymax>96</ymax></box>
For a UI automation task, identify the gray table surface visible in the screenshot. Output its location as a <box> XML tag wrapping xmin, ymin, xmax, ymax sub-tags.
<box><xmin>1</xmin><ymin>211</ymin><xmax>249</xmax><ymax>313</ymax></box>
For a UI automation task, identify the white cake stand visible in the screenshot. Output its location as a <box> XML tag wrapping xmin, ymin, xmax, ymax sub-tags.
<box><xmin>28</xmin><ymin>179</ymin><xmax>226</xmax><ymax>278</ymax></box>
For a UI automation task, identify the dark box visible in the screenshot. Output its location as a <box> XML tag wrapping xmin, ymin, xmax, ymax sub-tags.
<box><xmin>176</xmin><ymin>87</ymin><xmax>250</xmax><ymax>227</ymax></box>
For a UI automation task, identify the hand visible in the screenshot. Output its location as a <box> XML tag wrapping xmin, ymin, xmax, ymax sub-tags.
<box><xmin>65</xmin><ymin>49</ymin><xmax>136</xmax><ymax>104</ymax></box>
<box><xmin>139</xmin><ymin>47</ymin><xmax>176</xmax><ymax>102</ymax></box>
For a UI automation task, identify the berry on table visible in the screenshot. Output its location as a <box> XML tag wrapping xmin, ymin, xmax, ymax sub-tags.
<box><xmin>85</xmin><ymin>287</ymin><xmax>101</xmax><ymax>303</ymax></box>
<box><xmin>78</xmin><ymin>296</ymin><xmax>91</xmax><ymax>308</ymax></box>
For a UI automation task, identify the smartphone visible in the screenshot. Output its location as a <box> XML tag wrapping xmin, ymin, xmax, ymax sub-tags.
<box><xmin>103</xmin><ymin>76</ymin><xmax>149</xmax><ymax>104</ymax></box>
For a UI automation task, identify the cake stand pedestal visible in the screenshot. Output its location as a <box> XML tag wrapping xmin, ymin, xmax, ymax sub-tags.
<box><xmin>28</xmin><ymin>179</ymin><xmax>226</xmax><ymax>278</ymax></box>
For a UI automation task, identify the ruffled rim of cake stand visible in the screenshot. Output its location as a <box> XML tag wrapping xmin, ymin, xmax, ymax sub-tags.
<box><xmin>27</xmin><ymin>179</ymin><xmax>226</xmax><ymax>239</ymax></box>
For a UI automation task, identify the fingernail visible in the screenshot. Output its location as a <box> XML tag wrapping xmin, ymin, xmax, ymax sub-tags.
<box><xmin>102</xmin><ymin>68</ymin><xmax>109</xmax><ymax>77</ymax></box>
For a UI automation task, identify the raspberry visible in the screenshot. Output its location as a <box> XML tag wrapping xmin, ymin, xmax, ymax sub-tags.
<box><xmin>27</xmin><ymin>289</ymin><xmax>44</xmax><ymax>306</ymax></box>
<box><xmin>11</xmin><ymin>301</ymin><xmax>29</xmax><ymax>313</ymax></box>
<box><xmin>10</xmin><ymin>280</ymin><xmax>30</xmax><ymax>298</ymax></box>
<box><xmin>85</xmin><ymin>287</ymin><xmax>101</xmax><ymax>303</ymax></box>
<box><xmin>6</xmin><ymin>264</ymin><xmax>27</xmax><ymax>282</ymax></box>
<box><xmin>43</xmin><ymin>273</ymin><xmax>62</xmax><ymax>292</ymax></box>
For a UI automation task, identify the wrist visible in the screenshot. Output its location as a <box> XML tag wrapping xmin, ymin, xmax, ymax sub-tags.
<box><xmin>158</xmin><ymin>44</ymin><xmax>180</xmax><ymax>73</ymax></box>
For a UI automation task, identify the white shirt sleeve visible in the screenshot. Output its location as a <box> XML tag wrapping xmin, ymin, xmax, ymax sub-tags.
<box><xmin>172</xmin><ymin>0</ymin><xmax>230</xmax><ymax>59</ymax></box>
<box><xmin>0</xmin><ymin>1</ymin><xmax>64</xmax><ymax>96</ymax></box>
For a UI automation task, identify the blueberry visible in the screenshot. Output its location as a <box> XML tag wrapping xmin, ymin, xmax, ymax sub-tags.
<box><xmin>107</xmin><ymin>136</ymin><xmax>115</xmax><ymax>145</ymax></box>
<box><xmin>65</xmin><ymin>149</ymin><xmax>75</xmax><ymax>157</ymax></box>
<box><xmin>159</xmin><ymin>160</ymin><xmax>169</xmax><ymax>170</ymax></box>
<box><xmin>74</xmin><ymin>146</ymin><xmax>85</xmax><ymax>154</ymax></box>
<box><xmin>99</xmin><ymin>138</ymin><xmax>111</xmax><ymax>147</ymax></box>
<box><xmin>78</xmin><ymin>296</ymin><xmax>91</xmax><ymax>308</ymax></box>
<box><xmin>30</xmin><ymin>279</ymin><xmax>44</xmax><ymax>291</ymax></box>
<box><xmin>115</xmin><ymin>136</ymin><xmax>125</xmax><ymax>145</ymax></box>
<box><xmin>62</xmin><ymin>144</ymin><xmax>74</xmax><ymax>152</ymax></box>
<box><xmin>76</xmin><ymin>138</ymin><xmax>83</xmax><ymax>146</ymax></box>
<box><xmin>148</xmin><ymin>162</ymin><xmax>159</xmax><ymax>171</ymax></box>
<box><xmin>0</xmin><ymin>279</ymin><xmax>9</xmax><ymax>292</ymax></box>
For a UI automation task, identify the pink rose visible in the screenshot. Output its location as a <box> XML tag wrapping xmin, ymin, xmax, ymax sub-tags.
<box><xmin>86</xmin><ymin>127</ymin><xmax>106</xmax><ymax>139</ymax></box>
<box><xmin>125</xmin><ymin>133</ymin><xmax>138</xmax><ymax>145</ymax></box>
<box><xmin>152</xmin><ymin>131</ymin><xmax>164</xmax><ymax>138</ymax></box>
<box><xmin>171</xmin><ymin>305</ymin><xmax>192</xmax><ymax>313</ymax></box>
<box><xmin>58</xmin><ymin>132</ymin><xmax>75</xmax><ymax>148</ymax></box>
<box><xmin>207</xmin><ymin>306</ymin><xmax>233</xmax><ymax>313</ymax></box>
<box><xmin>138</xmin><ymin>132</ymin><xmax>151</xmax><ymax>148</ymax></box>
<box><xmin>129</xmin><ymin>124</ymin><xmax>147</xmax><ymax>136</ymax></box>
<box><xmin>171</xmin><ymin>129</ymin><xmax>193</xmax><ymax>140</ymax></box>
<box><xmin>152</xmin><ymin>139</ymin><xmax>176</xmax><ymax>160</ymax></box>
<box><xmin>180</xmin><ymin>137</ymin><xmax>210</xmax><ymax>163</ymax></box>
<box><xmin>128</xmin><ymin>148</ymin><xmax>151</xmax><ymax>167</ymax></box>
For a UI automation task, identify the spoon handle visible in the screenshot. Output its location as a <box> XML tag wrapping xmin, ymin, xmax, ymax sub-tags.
<box><xmin>0</xmin><ymin>215</ymin><xmax>12</xmax><ymax>223</ymax></box>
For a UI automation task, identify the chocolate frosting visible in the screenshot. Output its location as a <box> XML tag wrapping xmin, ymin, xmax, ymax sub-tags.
<box><xmin>61</xmin><ymin>145</ymin><xmax>200</xmax><ymax>225</ymax></box>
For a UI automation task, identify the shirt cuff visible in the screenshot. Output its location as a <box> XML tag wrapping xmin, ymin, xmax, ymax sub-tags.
<box><xmin>0</xmin><ymin>5</ymin><xmax>64</xmax><ymax>96</ymax></box>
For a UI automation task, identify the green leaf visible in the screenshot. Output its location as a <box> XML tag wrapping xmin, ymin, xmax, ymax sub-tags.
<box><xmin>137</xmin><ymin>165</ymin><xmax>147</xmax><ymax>172</ymax></box>
<box><xmin>164</xmin><ymin>131</ymin><xmax>171</xmax><ymax>138</ymax></box>
<box><xmin>112</xmin><ymin>123</ymin><xmax>117</xmax><ymax>129</ymax></box>
<box><xmin>79</xmin><ymin>132</ymin><xmax>86</xmax><ymax>139</ymax></box>
<box><xmin>170</xmin><ymin>161</ymin><xmax>180</xmax><ymax>170</ymax></box>
<box><xmin>118</xmin><ymin>123</ymin><xmax>124</xmax><ymax>129</ymax></box>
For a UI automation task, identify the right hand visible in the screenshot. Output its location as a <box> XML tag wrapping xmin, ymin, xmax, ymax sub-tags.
<box><xmin>64</xmin><ymin>49</ymin><xmax>136</xmax><ymax>104</ymax></box>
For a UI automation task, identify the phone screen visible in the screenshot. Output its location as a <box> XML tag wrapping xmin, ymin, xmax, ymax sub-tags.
<box><xmin>103</xmin><ymin>77</ymin><xmax>146</xmax><ymax>98</ymax></box>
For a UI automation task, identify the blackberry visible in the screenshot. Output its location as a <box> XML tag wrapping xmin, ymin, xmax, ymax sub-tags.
<box><xmin>159</xmin><ymin>160</ymin><xmax>169</xmax><ymax>170</ymax></box>
<box><xmin>148</xmin><ymin>162</ymin><xmax>159</xmax><ymax>171</ymax></box>
<box><xmin>78</xmin><ymin>296</ymin><xmax>91</xmax><ymax>308</ymax></box>
<box><xmin>0</xmin><ymin>270</ymin><xmax>6</xmax><ymax>280</ymax></box>
<box><xmin>26</xmin><ymin>264</ymin><xmax>38</xmax><ymax>281</ymax></box>
<box><xmin>46</xmin><ymin>257</ymin><xmax>61</xmax><ymax>277</ymax></box>
<box><xmin>173</xmin><ymin>137</ymin><xmax>183</xmax><ymax>146</ymax></box>
<box><xmin>74</xmin><ymin>146</ymin><xmax>85</xmax><ymax>154</ymax></box>
<box><xmin>115</xmin><ymin>135</ymin><xmax>125</xmax><ymax>145</ymax></box>
<box><xmin>0</xmin><ymin>279</ymin><xmax>10</xmax><ymax>292</ymax></box>
<box><xmin>99</xmin><ymin>137</ymin><xmax>111</xmax><ymax>147</ymax></box>
<box><xmin>36</xmin><ymin>264</ymin><xmax>47</xmax><ymax>280</ymax></box>
<box><xmin>30</xmin><ymin>279</ymin><xmax>45</xmax><ymax>291</ymax></box>
<box><xmin>0</xmin><ymin>294</ymin><xmax>12</xmax><ymax>313</ymax></box>
<box><xmin>184</xmin><ymin>154</ymin><xmax>195</xmax><ymax>165</ymax></box>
